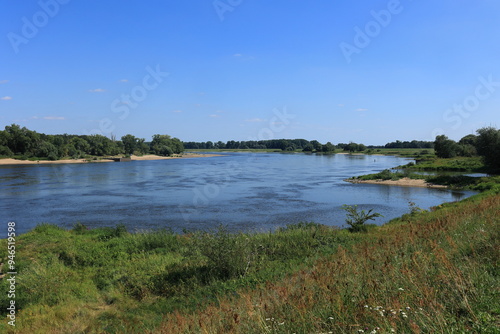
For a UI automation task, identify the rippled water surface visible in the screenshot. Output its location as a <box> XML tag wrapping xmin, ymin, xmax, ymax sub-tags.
<box><xmin>1</xmin><ymin>153</ymin><xmax>476</xmax><ymax>235</ymax></box>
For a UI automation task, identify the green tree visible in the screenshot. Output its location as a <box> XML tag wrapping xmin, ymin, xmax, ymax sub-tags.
<box><xmin>151</xmin><ymin>134</ymin><xmax>184</xmax><ymax>156</ymax></box>
<box><xmin>434</xmin><ymin>135</ymin><xmax>460</xmax><ymax>158</ymax></box>
<box><xmin>36</xmin><ymin>141</ymin><xmax>60</xmax><ymax>160</ymax></box>
<box><xmin>322</xmin><ymin>142</ymin><xmax>336</xmax><ymax>152</ymax></box>
<box><xmin>310</xmin><ymin>140</ymin><xmax>323</xmax><ymax>152</ymax></box>
<box><xmin>121</xmin><ymin>134</ymin><xmax>138</xmax><ymax>155</ymax></box>
<box><xmin>475</xmin><ymin>127</ymin><xmax>500</xmax><ymax>171</ymax></box>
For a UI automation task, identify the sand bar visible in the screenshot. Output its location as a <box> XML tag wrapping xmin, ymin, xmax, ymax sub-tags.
<box><xmin>346</xmin><ymin>177</ymin><xmax>448</xmax><ymax>189</ymax></box>
<box><xmin>0</xmin><ymin>153</ymin><xmax>223</xmax><ymax>166</ymax></box>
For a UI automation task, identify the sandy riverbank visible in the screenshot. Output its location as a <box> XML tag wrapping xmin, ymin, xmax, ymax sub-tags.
<box><xmin>346</xmin><ymin>177</ymin><xmax>448</xmax><ymax>189</ymax></box>
<box><xmin>0</xmin><ymin>153</ymin><xmax>223</xmax><ymax>165</ymax></box>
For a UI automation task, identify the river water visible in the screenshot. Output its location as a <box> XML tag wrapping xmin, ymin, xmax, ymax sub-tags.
<box><xmin>0</xmin><ymin>153</ymin><xmax>476</xmax><ymax>236</ymax></box>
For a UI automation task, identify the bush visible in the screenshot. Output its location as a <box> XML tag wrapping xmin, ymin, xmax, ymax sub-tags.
<box><xmin>342</xmin><ymin>205</ymin><xmax>383</xmax><ymax>232</ymax></box>
<box><xmin>193</xmin><ymin>226</ymin><xmax>258</xmax><ymax>280</ymax></box>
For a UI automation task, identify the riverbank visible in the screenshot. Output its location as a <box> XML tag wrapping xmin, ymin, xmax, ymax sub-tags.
<box><xmin>0</xmin><ymin>153</ymin><xmax>223</xmax><ymax>165</ymax></box>
<box><xmin>346</xmin><ymin>176</ymin><xmax>448</xmax><ymax>189</ymax></box>
<box><xmin>1</xmin><ymin>189</ymin><xmax>498</xmax><ymax>333</ymax></box>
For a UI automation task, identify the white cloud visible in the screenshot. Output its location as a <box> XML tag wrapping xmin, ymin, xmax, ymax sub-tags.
<box><xmin>355</xmin><ymin>108</ymin><xmax>369</xmax><ymax>112</ymax></box>
<box><xmin>88</xmin><ymin>88</ymin><xmax>106</xmax><ymax>93</ymax></box>
<box><xmin>245</xmin><ymin>118</ymin><xmax>266</xmax><ymax>123</ymax></box>
<box><xmin>120</xmin><ymin>79</ymin><xmax>128</xmax><ymax>83</ymax></box>
<box><xmin>43</xmin><ymin>116</ymin><xmax>66</xmax><ymax>120</ymax></box>
<box><xmin>338</xmin><ymin>104</ymin><xmax>345</xmax><ymax>107</ymax></box>
<box><xmin>209</xmin><ymin>114</ymin><xmax>221</xmax><ymax>118</ymax></box>
<box><xmin>0</xmin><ymin>80</ymin><xmax>8</xmax><ymax>84</ymax></box>
<box><xmin>233</xmin><ymin>53</ymin><xmax>243</xmax><ymax>57</ymax></box>
<box><xmin>1</xmin><ymin>96</ymin><xmax>12</xmax><ymax>100</ymax></box>
<box><xmin>172</xmin><ymin>110</ymin><xmax>183</xmax><ymax>113</ymax></box>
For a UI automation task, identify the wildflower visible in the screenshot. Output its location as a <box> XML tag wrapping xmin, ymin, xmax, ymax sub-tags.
<box><xmin>358</xmin><ymin>330</ymin><xmax>365</xmax><ymax>333</ymax></box>
<box><xmin>364</xmin><ymin>305</ymin><xmax>369</xmax><ymax>308</ymax></box>
<box><xmin>398</xmin><ymin>288</ymin><xmax>404</xmax><ymax>291</ymax></box>
<box><xmin>278</xmin><ymin>322</ymin><xmax>285</xmax><ymax>326</ymax></box>
<box><xmin>406</xmin><ymin>306</ymin><xmax>411</xmax><ymax>310</ymax></box>
<box><xmin>328</xmin><ymin>316</ymin><xmax>334</xmax><ymax>320</ymax></box>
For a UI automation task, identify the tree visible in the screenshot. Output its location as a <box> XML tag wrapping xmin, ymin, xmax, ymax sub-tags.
<box><xmin>121</xmin><ymin>134</ymin><xmax>138</xmax><ymax>155</ymax></box>
<box><xmin>475</xmin><ymin>127</ymin><xmax>500</xmax><ymax>171</ymax></box>
<box><xmin>151</xmin><ymin>134</ymin><xmax>184</xmax><ymax>156</ymax></box>
<box><xmin>310</xmin><ymin>140</ymin><xmax>323</xmax><ymax>152</ymax></box>
<box><xmin>36</xmin><ymin>141</ymin><xmax>60</xmax><ymax>160</ymax></box>
<box><xmin>302</xmin><ymin>144</ymin><xmax>314</xmax><ymax>152</ymax></box>
<box><xmin>322</xmin><ymin>142</ymin><xmax>336</xmax><ymax>152</ymax></box>
<box><xmin>434</xmin><ymin>135</ymin><xmax>460</xmax><ymax>158</ymax></box>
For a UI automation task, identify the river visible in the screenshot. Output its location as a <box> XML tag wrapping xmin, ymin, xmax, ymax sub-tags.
<box><xmin>0</xmin><ymin>152</ymin><xmax>476</xmax><ymax>236</ymax></box>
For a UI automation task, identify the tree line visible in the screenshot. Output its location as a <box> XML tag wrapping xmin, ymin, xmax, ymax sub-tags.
<box><xmin>0</xmin><ymin>124</ymin><xmax>184</xmax><ymax>160</ymax></box>
<box><xmin>434</xmin><ymin>126</ymin><xmax>500</xmax><ymax>171</ymax></box>
<box><xmin>183</xmin><ymin>139</ymin><xmax>438</xmax><ymax>153</ymax></box>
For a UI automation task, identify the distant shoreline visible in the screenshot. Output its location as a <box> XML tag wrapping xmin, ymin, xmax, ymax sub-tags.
<box><xmin>0</xmin><ymin>153</ymin><xmax>223</xmax><ymax>166</ymax></box>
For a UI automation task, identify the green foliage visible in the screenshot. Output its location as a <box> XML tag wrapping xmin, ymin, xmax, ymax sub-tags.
<box><xmin>193</xmin><ymin>225</ymin><xmax>257</xmax><ymax>280</ymax></box>
<box><xmin>321</xmin><ymin>142</ymin><xmax>336</xmax><ymax>152</ymax></box>
<box><xmin>476</xmin><ymin>127</ymin><xmax>500</xmax><ymax>172</ymax></box>
<box><xmin>0</xmin><ymin>124</ymin><xmax>183</xmax><ymax>161</ymax></box>
<box><xmin>342</xmin><ymin>204</ymin><xmax>383</xmax><ymax>232</ymax></box>
<box><xmin>121</xmin><ymin>134</ymin><xmax>140</xmax><ymax>155</ymax></box>
<box><xmin>434</xmin><ymin>134</ymin><xmax>461</xmax><ymax>158</ymax></box>
<box><xmin>151</xmin><ymin>134</ymin><xmax>184</xmax><ymax>156</ymax></box>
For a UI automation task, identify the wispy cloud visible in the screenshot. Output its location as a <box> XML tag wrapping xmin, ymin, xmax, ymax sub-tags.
<box><xmin>88</xmin><ymin>88</ymin><xmax>106</xmax><ymax>93</ymax></box>
<box><xmin>233</xmin><ymin>53</ymin><xmax>254</xmax><ymax>61</ymax></box>
<box><xmin>355</xmin><ymin>108</ymin><xmax>369</xmax><ymax>112</ymax></box>
<box><xmin>209</xmin><ymin>114</ymin><xmax>221</xmax><ymax>118</ymax></box>
<box><xmin>245</xmin><ymin>118</ymin><xmax>266</xmax><ymax>123</ymax></box>
<box><xmin>43</xmin><ymin>116</ymin><xmax>66</xmax><ymax>120</ymax></box>
<box><xmin>1</xmin><ymin>96</ymin><xmax>12</xmax><ymax>100</ymax></box>
<box><xmin>120</xmin><ymin>79</ymin><xmax>128</xmax><ymax>83</ymax></box>
<box><xmin>338</xmin><ymin>104</ymin><xmax>345</xmax><ymax>107</ymax></box>
<box><xmin>0</xmin><ymin>80</ymin><xmax>8</xmax><ymax>84</ymax></box>
<box><xmin>172</xmin><ymin>110</ymin><xmax>183</xmax><ymax>113</ymax></box>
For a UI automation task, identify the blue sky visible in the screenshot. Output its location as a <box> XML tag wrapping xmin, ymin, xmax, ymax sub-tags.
<box><xmin>1</xmin><ymin>0</ymin><xmax>499</xmax><ymax>145</ymax></box>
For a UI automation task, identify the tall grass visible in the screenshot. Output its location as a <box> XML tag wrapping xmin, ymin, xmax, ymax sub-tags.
<box><xmin>0</xmin><ymin>192</ymin><xmax>498</xmax><ymax>333</ymax></box>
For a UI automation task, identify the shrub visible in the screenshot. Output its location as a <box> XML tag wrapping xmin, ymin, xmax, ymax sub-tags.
<box><xmin>342</xmin><ymin>205</ymin><xmax>383</xmax><ymax>232</ymax></box>
<box><xmin>193</xmin><ymin>225</ymin><xmax>258</xmax><ymax>280</ymax></box>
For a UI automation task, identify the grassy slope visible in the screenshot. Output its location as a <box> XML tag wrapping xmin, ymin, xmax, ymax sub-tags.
<box><xmin>1</xmin><ymin>190</ymin><xmax>499</xmax><ymax>333</ymax></box>
<box><xmin>158</xmin><ymin>192</ymin><xmax>500</xmax><ymax>333</ymax></box>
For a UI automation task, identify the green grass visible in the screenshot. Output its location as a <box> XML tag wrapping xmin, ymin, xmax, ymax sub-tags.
<box><xmin>401</xmin><ymin>156</ymin><xmax>486</xmax><ymax>172</ymax></box>
<box><xmin>365</xmin><ymin>148</ymin><xmax>436</xmax><ymax>158</ymax></box>
<box><xmin>1</xmin><ymin>191</ymin><xmax>498</xmax><ymax>333</ymax></box>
